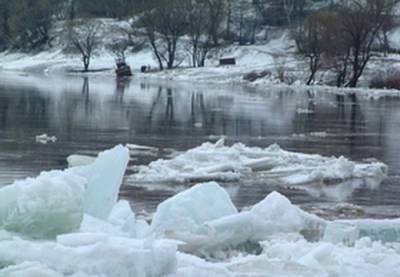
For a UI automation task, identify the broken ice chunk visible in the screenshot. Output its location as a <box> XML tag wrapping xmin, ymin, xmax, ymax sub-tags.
<box><xmin>107</xmin><ymin>200</ymin><xmax>136</xmax><ymax>237</ymax></box>
<box><xmin>0</xmin><ymin>236</ymin><xmax>178</xmax><ymax>277</ymax></box>
<box><xmin>0</xmin><ymin>262</ymin><xmax>62</xmax><ymax>277</ymax></box>
<box><xmin>168</xmin><ymin>191</ymin><xmax>325</xmax><ymax>253</ymax></box>
<box><xmin>322</xmin><ymin>221</ymin><xmax>359</xmax><ymax>246</ymax></box>
<box><xmin>84</xmin><ymin>145</ymin><xmax>130</xmax><ymax>219</ymax></box>
<box><xmin>201</xmin><ymin>191</ymin><xmax>325</xmax><ymax>250</ymax></box>
<box><xmin>349</xmin><ymin>219</ymin><xmax>400</xmax><ymax>243</ymax></box>
<box><xmin>136</xmin><ymin>219</ymin><xmax>151</xmax><ymax>239</ymax></box>
<box><xmin>0</xmin><ymin>170</ymin><xmax>86</xmax><ymax>239</ymax></box>
<box><xmin>150</xmin><ymin>182</ymin><xmax>238</xmax><ymax>236</ymax></box>
<box><xmin>67</xmin><ymin>154</ymin><xmax>96</xmax><ymax>168</ymax></box>
<box><xmin>35</xmin><ymin>133</ymin><xmax>57</xmax><ymax>144</ymax></box>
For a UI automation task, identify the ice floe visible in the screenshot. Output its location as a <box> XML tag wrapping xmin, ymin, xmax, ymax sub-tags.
<box><xmin>35</xmin><ymin>134</ymin><xmax>57</xmax><ymax>144</ymax></box>
<box><xmin>127</xmin><ymin>144</ymin><xmax>159</xmax><ymax>157</ymax></box>
<box><xmin>129</xmin><ymin>140</ymin><xmax>387</xmax><ymax>193</ymax></box>
<box><xmin>1</xmin><ymin>144</ymin><xmax>400</xmax><ymax>276</ymax></box>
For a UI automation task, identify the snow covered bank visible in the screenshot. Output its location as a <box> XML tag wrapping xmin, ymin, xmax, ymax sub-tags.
<box><xmin>130</xmin><ymin>139</ymin><xmax>387</xmax><ymax>194</ymax></box>
<box><xmin>2</xmin><ymin>42</ymin><xmax>400</xmax><ymax>99</ymax></box>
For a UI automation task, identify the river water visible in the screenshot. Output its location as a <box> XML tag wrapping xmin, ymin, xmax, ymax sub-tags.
<box><xmin>0</xmin><ymin>74</ymin><xmax>399</xmax><ymax>219</ymax></box>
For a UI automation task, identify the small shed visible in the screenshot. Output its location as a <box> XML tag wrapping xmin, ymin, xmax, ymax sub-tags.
<box><xmin>219</xmin><ymin>58</ymin><xmax>236</xmax><ymax>66</ymax></box>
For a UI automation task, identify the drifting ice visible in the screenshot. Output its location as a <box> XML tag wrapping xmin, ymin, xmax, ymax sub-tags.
<box><xmin>0</xmin><ymin>144</ymin><xmax>399</xmax><ymax>276</ymax></box>
<box><xmin>130</xmin><ymin>140</ymin><xmax>387</xmax><ymax>191</ymax></box>
<box><xmin>35</xmin><ymin>133</ymin><xmax>57</xmax><ymax>144</ymax></box>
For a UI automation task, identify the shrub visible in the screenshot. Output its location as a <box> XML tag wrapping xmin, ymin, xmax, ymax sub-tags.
<box><xmin>243</xmin><ymin>70</ymin><xmax>271</xmax><ymax>82</ymax></box>
<box><xmin>370</xmin><ymin>70</ymin><xmax>400</xmax><ymax>90</ymax></box>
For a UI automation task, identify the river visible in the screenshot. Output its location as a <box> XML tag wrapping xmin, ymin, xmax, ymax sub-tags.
<box><xmin>0</xmin><ymin>74</ymin><xmax>399</xmax><ymax>219</ymax></box>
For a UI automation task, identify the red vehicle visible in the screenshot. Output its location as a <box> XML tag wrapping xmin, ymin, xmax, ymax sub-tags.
<box><xmin>115</xmin><ymin>59</ymin><xmax>132</xmax><ymax>77</ymax></box>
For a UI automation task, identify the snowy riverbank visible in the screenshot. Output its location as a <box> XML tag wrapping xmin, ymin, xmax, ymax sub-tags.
<box><xmin>2</xmin><ymin>45</ymin><xmax>400</xmax><ymax>100</ymax></box>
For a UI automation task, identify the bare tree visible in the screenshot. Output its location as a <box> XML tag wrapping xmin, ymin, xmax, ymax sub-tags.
<box><xmin>186</xmin><ymin>0</ymin><xmax>223</xmax><ymax>67</ymax></box>
<box><xmin>107</xmin><ymin>39</ymin><xmax>129</xmax><ymax>60</ymax></box>
<box><xmin>206</xmin><ymin>0</ymin><xmax>225</xmax><ymax>46</ymax></box>
<box><xmin>71</xmin><ymin>20</ymin><xmax>101</xmax><ymax>72</ymax></box>
<box><xmin>339</xmin><ymin>0</ymin><xmax>399</xmax><ymax>87</ymax></box>
<box><xmin>140</xmin><ymin>0</ymin><xmax>187</xmax><ymax>70</ymax></box>
<box><xmin>298</xmin><ymin>0</ymin><xmax>399</xmax><ymax>87</ymax></box>
<box><xmin>294</xmin><ymin>12</ymin><xmax>325</xmax><ymax>85</ymax></box>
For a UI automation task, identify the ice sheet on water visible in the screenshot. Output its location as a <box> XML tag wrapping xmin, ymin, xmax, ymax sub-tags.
<box><xmin>150</xmin><ymin>182</ymin><xmax>238</xmax><ymax>237</ymax></box>
<box><xmin>129</xmin><ymin>140</ymin><xmax>387</xmax><ymax>192</ymax></box>
<box><xmin>0</xmin><ymin>170</ymin><xmax>86</xmax><ymax>239</ymax></box>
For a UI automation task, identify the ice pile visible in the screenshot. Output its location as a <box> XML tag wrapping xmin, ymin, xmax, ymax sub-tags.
<box><xmin>1</xmin><ymin>144</ymin><xmax>400</xmax><ymax>276</ymax></box>
<box><xmin>0</xmin><ymin>145</ymin><xmax>179</xmax><ymax>276</ymax></box>
<box><xmin>156</xmin><ymin>188</ymin><xmax>325</xmax><ymax>255</ymax></box>
<box><xmin>130</xmin><ymin>139</ymin><xmax>388</xmax><ymax>190</ymax></box>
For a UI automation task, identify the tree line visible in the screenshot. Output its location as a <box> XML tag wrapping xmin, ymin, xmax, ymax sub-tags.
<box><xmin>0</xmin><ymin>0</ymin><xmax>312</xmax><ymax>51</ymax></box>
<box><xmin>295</xmin><ymin>0</ymin><xmax>399</xmax><ymax>88</ymax></box>
<box><xmin>1</xmin><ymin>0</ymin><xmax>399</xmax><ymax>87</ymax></box>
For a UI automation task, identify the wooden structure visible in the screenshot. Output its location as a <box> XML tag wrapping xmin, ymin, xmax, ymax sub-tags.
<box><xmin>219</xmin><ymin>58</ymin><xmax>236</xmax><ymax>65</ymax></box>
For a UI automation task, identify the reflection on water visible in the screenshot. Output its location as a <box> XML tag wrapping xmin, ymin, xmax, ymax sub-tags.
<box><xmin>0</xmin><ymin>74</ymin><xmax>400</xmax><ymax>218</ymax></box>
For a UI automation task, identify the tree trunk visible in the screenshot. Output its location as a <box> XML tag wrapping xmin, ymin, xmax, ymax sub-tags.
<box><xmin>83</xmin><ymin>55</ymin><xmax>90</xmax><ymax>72</ymax></box>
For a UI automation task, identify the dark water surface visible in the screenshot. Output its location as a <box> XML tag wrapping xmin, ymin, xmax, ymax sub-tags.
<box><xmin>0</xmin><ymin>74</ymin><xmax>399</xmax><ymax>219</ymax></box>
